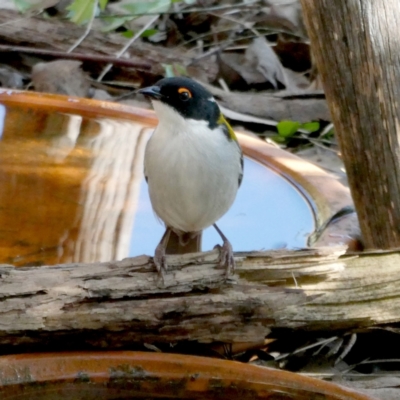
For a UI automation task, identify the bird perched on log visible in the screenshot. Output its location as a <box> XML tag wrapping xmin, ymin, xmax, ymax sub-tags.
<box><xmin>139</xmin><ymin>77</ymin><xmax>243</xmax><ymax>277</ymax></box>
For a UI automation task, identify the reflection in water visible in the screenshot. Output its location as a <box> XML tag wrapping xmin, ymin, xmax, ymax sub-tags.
<box><xmin>45</xmin><ymin>113</ymin><xmax>83</xmax><ymax>162</ymax></box>
<box><xmin>71</xmin><ymin>121</ymin><xmax>151</xmax><ymax>263</ymax></box>
<box><xmin>0</xmin><ymin>104</ymin><xmax>314</xmax><ymax>267</ymax></box>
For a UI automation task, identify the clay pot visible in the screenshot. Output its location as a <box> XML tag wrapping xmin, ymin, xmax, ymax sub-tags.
<box><xmin>0</xmin><ymin>89</ymin><xmax>358</xmax><ymax>267</ymax></box>
<box><xmin>0</xmin><ymin>351</ymin><xmax>374</xmax><ymax>400</ymax></box>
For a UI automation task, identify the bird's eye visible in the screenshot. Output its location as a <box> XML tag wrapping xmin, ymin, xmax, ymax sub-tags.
<box><xmin>178</xmin><ymin>87</ymin><xmax>192</xmax><ymax>101</ymax></box>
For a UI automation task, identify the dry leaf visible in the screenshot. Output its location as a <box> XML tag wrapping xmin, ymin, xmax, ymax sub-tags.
<box><xmin>282</xmin><ymin>67</ymin><xmax>310</xmax><ymax>90</ymax></box>
<box><xmin>0</xmin><ymin>65</ymin><xmax>25</xmax><ymax>89</ymax></box>
<box><xmin>219</xmin><ymin>52</ymin><xmax>265</xmax><ymax>86</ymax></box>
<box><xmin>220</xmin><ymin>38</ymin><xmax>309</xmax><ymax>91</ymax></box>
<box><xmin>334</xmin><ymin>377</ymin><xmax>400</xmax><ymax>400</ymax></box>
<box><xmin>261</xmin><ymin>0</ymin><xmax>307</xmax><ymax>37</ymax></box>
<box><xmin>219</xmin><ymin>38</ymin><xmax>287</xmax><ymax>89</ymax></box>
<box><xmin>32</xmin><ymin>60</ymin><xmax>90</xmax><ymax>97</ymax></box>
<box><xmin>245</xmin><ymin>37</ymin><xmax>286</xmax><ymax>88</ymax></box>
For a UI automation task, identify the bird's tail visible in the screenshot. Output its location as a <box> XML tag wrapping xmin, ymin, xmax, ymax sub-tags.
<box><xmin>165</xmin><ymin>230</ymin><xmax>202</xmax><ymax>254</ymax></box>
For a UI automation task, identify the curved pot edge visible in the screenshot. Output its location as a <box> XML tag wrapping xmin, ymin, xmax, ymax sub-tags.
<box><xmin>0</xmin><ymin>351</ymin><xmax>376</xmax><ymax>400</ymax></box>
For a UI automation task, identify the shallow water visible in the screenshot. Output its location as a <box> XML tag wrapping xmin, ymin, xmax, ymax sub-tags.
<box><xmin>0</xmin><ymin>103</ymin><xmax>314</xmax><ymax>266</ymax></box>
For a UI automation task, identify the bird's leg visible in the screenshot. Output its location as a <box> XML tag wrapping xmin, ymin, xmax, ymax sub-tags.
<box><xmin>213</xmin><ymin>223</ymin><xmax>235</xmax><ymax>276</ymax></box>
<box><xmin>154</xmin><ymin>227</ymin><xmax>171</xmax><ymax>277</ymax></box>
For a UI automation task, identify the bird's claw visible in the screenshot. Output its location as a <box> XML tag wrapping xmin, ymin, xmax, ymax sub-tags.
<box><xmin>154</xmin><ymin>242</ymin><xmax>168</xmax><ymax>282</ymax></box>
<box><xmin>215</xmin><ymin>239</ymin><xmax>235</xmax><ymax>277</ymax></box>
<box><xmin>153</xmin><ymin>228</ymin><xmax>172</xmax><ymax>283</ymax></box>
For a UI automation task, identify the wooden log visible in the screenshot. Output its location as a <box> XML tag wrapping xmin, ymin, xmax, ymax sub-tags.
<box><xmin>1</xmin><ymin>247</ymin><xmax>400</xmax><ymax>351</ymax></box>
<box><xmin>300</xmin><ymin>0</ymin><xmax>400</xmax><ymax>248</ymax></box>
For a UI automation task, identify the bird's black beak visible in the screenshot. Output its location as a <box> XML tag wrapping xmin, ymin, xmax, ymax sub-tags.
<box><xmin>138</xmin><ymin>85</ymin><xmax>162</xmax><ymax>100</ymax></box>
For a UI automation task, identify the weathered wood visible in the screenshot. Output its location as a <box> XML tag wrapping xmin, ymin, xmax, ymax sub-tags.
<box><xmin>1</xmin><ymin>247</ymin><xmax>400</xmax><ymax>351</ymax></box>
<box><xmin>300</xmin><ymin>0</ymin><xmax>400</xmax><ymax>248</ymax></box>
<box><xmin>204</xmin><ymin>83</ymin><xmax>330</xmax><ymax>123</ymax></box>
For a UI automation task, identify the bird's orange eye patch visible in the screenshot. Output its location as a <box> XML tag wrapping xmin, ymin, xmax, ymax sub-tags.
<box><xmin>178</xmin><ymin>87</ymin><xmax>192</xmax><ymax>98</ymax></box>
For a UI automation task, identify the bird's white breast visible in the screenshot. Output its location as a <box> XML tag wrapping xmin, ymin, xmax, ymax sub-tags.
<box><xmin>144</xmin><ymin>101</ymin><xmax>242</xmax><ymax>233</ymax></box>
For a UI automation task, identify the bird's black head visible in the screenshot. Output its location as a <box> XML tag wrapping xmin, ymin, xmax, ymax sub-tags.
<box><xmin>139</xmin><ymin>77</ymin><xmax>220</xmax><ymax>129</ymax></box>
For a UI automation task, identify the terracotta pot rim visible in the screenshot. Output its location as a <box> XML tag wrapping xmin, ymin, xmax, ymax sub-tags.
<box><xmin>0</xmin><ymin>351</ymin><xmax>374</xmax><ymax>399</ymax></box>
<box><xmin>0</xmin><ymin>88</ymin><xmax>157</xmax><ymax>125</ymax></box>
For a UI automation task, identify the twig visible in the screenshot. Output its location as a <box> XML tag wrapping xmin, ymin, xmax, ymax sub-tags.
<box><xmin>97</xmin><ymin>1</ymin><xmax>259</xmax><ymax>17</ymax></box>
<box><xmin>68</xmin><ymin>0</ymin><xmax>98</xmax><ymax>53</ymax></box>
<box><xmin>209</xmin><ymin>11</ymin><xmax>260</xmax><ymax>37</ymax></box>
<box><xmin>0</xmin><ymin>10</ymin><xmax>41</xmax><ymax>27</ymax></box>
<box><xmin>174</xmin><ymin>27</ymin><xmax>274</xmax><ymax>50</ymax></box>
<box><xmin>335</xmin><ymin>333</ymin><xmax>357</xmax><ymax>365</ymax></box>
<box><xmin>97</xmin><ymin>14</ymin><xmax>159</xmax><ymax>82</ymax></box>
<box><xmin>319</xmin><ymin>122</ymin><xmax>334</xmax><ymax>138</ymax></box>
<box><xmin>0</xmin><ymin>45</ymin><xmax>151</xmax><ymax>70</ymax></box>
<box><xmin>291</xmin><ymin>272</ymin><xmax>299</xmax><ymax>288</ymax></box>
<box><xmin>275</xmin><ymin>337</ymin><xmax>339</xmax><ymax>361</ymax></box>
<box><xmin>191</xmin><ymin>10</ymin><xmax>259</xmax><ymax>63</ymax></box>
<box><xmin>299</xmin><ymin>132</ymin><xmax>338</xmax><ymax>153</ymax></box>
<box><xmin>218</xmin><ymin>78</ymin><xmax>230</xmax><ymax>92</ymax></box>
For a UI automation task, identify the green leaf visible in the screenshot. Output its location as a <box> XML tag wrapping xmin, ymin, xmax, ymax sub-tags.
<box><xmin>67</xmin><ymin>0</ymin><xmax>97</xmax><ymax>24</ymax></box>
<box><xmin>121</xmin><ymin>30</ymin><xmax>134</xmax><ymax>38</ymax></box>
<box><xmin>122</xmin><ymin>0</ymin><xmax>172</xmax><ymax>15</ymax></box>
<box><xmin>161</xmin><ymin>63</ymin><xmax>187</xmax><ymax>78</ymax></box>
<box><xmin>174</xmin><ymin>64</ymin><xmax>187</xmax><ymax>75</ymax></box>
<box><xmin>13</xmin><ymin>0</ymin><xmax>57</xmax><ymax>12</ymax></box>
<box><xmin>13</xmin><ymin>0</ymin><xmax>33</xmax><ymax>12</ymax></box>
<box><xmin>277</xmin><ymin>120</ymin><xmax>300</xmax><ymax>138</ymax></box>
<box><xmin>162</xmin><ymin>64</ymin><xmax>175</xmax><ymax>78</ymax></box>
<box><xmin>99</xmin><ymin>0</ymin><xmax>108</xmax><ymax>10</ymax></box>
<box><xmin>300</xmin><ymin>121</ymin><xmax>320</xmax><ymax>133</ymax></box>
<box><xmin>102</xmin><ymin>15</ymin><xmax>133</xmax><ymax>32</ymax></box>
<box><xmin>321</xmin><ymin>126</ymin><xmax>335</xmax><ymax>139</ymax></box>
<box><xmin>121</xmin><ymin>29</ymin><xmax>158</xmax><ymax>38</ymax></box>
<box><xmin>141</xmin><ymin>28</ymin><xmax>158</xmax><ymax>38</ymax></box>
<box><xmin>270</xmin><ymin>134</ymin><xmax>287</xmax><ymax>144</ymax></box>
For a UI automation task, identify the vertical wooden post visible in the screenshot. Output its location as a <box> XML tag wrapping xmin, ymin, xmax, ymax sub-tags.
<box><xmin>300</xmin><ymin>0</ymin><xmax>400</xmax><ymax>248</ymax></box>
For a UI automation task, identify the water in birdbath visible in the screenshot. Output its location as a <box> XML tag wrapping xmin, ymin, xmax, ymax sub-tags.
<box><xmin>0</xmin><ymin>100</ymin><xmax>314</xmax><ymax>267</ymax></box>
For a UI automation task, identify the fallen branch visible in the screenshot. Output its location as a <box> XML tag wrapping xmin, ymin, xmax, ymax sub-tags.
<box><xmin>0</xmin><ymin>44</ymin><xmax>151</xmax><ymax>71</ymax></box>
<box><xmin>0</xmin><ymin>10</ymin><xmax>217</xmax><ymax>82</ymax></box>
<box><xmin>1</xmin><ymin>246</ymin><xmax>400</xmax><ymax>351</ymax></box>
<box><xmin>205</xmin><ymin>83</ymin><xmax>331</xmax><ymax>123</ymax></box>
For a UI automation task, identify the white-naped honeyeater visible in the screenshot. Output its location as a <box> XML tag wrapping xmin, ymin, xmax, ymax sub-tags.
<box><xmin>139</xmin><ymin>77</ymin><xmax>243</xmax><ymax>277</ymax></box>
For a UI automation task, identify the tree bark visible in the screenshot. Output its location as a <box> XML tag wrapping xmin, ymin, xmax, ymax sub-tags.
<box><xmin>300</xmin><ymin>0</ymin><xmax>400</xmax><ymax>249</ymax></box>
<box><xmin>1</xmin><ymin>248</ymin><xmax>400</xmax><ymax>352</ymax></box>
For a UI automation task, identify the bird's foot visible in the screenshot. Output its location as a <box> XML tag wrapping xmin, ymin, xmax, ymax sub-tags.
<box><xmin>154</xmin><ymin>242</ymin><xmax>168</xmax><ymax>276</ymax></box>
<box><xmin>215</xmin><ymin>239</ymin><xmax>235</xmax><ymax>277</ymax></box>
<box><xmin>212</xmin><ymin>223</ymin><xmax>235</xmax><ymax>277</ymax></box>
<box><xmin>153</xmin><ymin>228</ymin><xmax>171</xmax><ymax>282</ymax></box>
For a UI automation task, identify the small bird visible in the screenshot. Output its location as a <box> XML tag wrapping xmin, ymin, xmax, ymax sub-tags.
<box><xmin>139</xmin><ymin>77</ymin><xmax>243</xmax><ymax>276</ymax></box>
